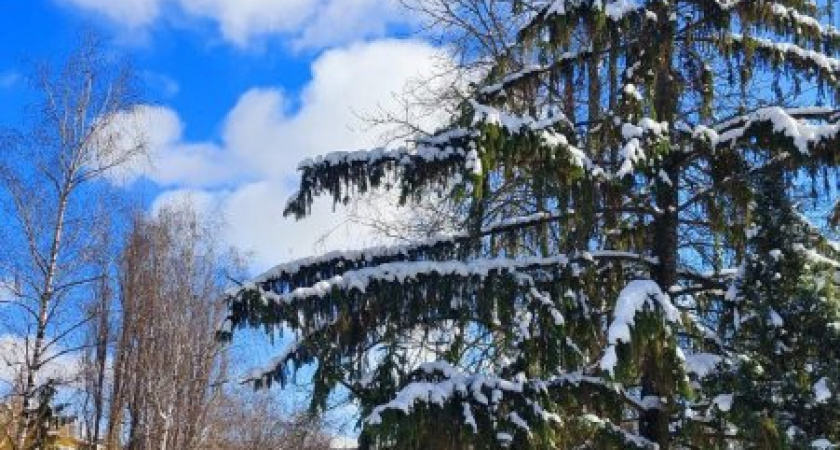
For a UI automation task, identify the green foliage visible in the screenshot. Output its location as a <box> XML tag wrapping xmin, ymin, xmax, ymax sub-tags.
<box><xmin>702</xmin><ymin>172</ymin><xmax>840</xmax><ymax>447</ymax></box>
<box><xmin>225</xmin><ymin>1</ymin><xmax>840</xmax><ymax>448</ymax></box>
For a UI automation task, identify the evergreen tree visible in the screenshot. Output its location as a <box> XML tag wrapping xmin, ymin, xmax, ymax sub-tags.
<box><xmin>26</xmin><ymin>379</ymin><xmax>72</xmax><ymax>450</ymax></box>
<box><xmin>222</xmin><ymin>1</ymin><xmax>840</xmax><ymax>448</ymax></box>
<box><xmin>699</xmin><ymin>172</ymin><xmax>840</xmax><ymax>448</ymax></box>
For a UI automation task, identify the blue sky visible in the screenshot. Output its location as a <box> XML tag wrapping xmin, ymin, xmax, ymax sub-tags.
<box><xmin>0</xmin><ymin>0</ymin><xmax>452</xmax><ymax>272</ymax></box>
<box><xmin>0</xmin><ymin>2</ymin><xmax>455</xmax><ymax>435</ymax></box>
<box><xmin>2</xmin><ymin>0</ymin><xmax>315</xmax><ymax>147</ymax></box>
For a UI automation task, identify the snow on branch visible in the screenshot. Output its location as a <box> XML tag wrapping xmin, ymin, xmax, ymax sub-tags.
<box><xmin>811</xmin><ymin>438</ymin><xmax>838</xmax><ymax>449</ymax></box>
<box><xmin>709</xmin><ymin>0</ymin><xmax>746</xmax><ymax>12</ymax></box>
<box><xmin>228</xmin><ymin>251</ymin><xmax>658</xmax><ymax>389</ymax></box>
<box><xmin>294</xmin><ymin>128</ymin><xmax>473</xmax><ymax>172</ymax></box>
<box><xmin>792</xmin><ymin>243</ymin><xmax>840</xmax><ymax>269</ymax></box>
<box><xmin>228</xmin><ymin>211</ymin><xmax>571</xmax><ymax>298</ymax></box>
<box><xmin>615</xmin><ymin>118</ymin><xmax>669</xmax><ymax>179</ymax></box>
<box><xmin>511</xmin><ymin>1</ymin><xmax>654</xmax><ymax>87</ymax></box>
<box><xmin>238</xmin><ymin>265</ymin><xmax>568</xmax><ymax>387</ymax></box>
<box><xmin>543</xmin><ymin>0</ymin><xmax>646</xmax><ymax>23</ymax></box>
<box><xmin>711</xmin><ymin>107</ymin><xmax>840</xmax><ymax>155</ymax></box>
<box><xmin>267</xmin><ymin>256</ymin><xmax>537</xmax><ymax>305</ymax></box>
<box><xmin>477</xmin><ymin>47</ymin><xmax>594</xmax><ymax>97</ymax></box>
<box><xmin>600</xmin><ymin>280</ymin><xmax>681</xmax><ymax>375</ymax></box>
<box><xmin>814</xmin><ymin>377</ymin><xmax>832</xmax><ymax>404</ymax></box>
<box><xmin>248</xmin><ymin>251</ymin><xmax>655</xmax><ymax>306</ymax></box>
<box><xmin>469</xmin><ymin>100</ymin><xmax>606</xmax><ymax>176</ymax></box>
<box><xmin>729</xmin><ymin>34</ymin><xmax>840</xmax><ymax>82</ymax></box>
<box><xmin>765</xmin><ymin>3</ymin><xmax>840</xmax><ymax>43</ymax></box>
<box><xmin>470</xmin><ymin>100</ymin><xmax>573</xmax><ymax>134</ymax></box>
<box><xmin>366</xmin><ymin>361</ymin><xmax>522</xmax><ymax>426</ymax></box>
<box><xmin>284</xmin><ymin>128</ymin><xmax>476</xmax><ymax>218</ymax></box>
<box><xmin>579</xmin><ymin>413</ymin><xmax>658</xmax><ymax>449</ymax></box>
<box><xmin>366</xmin><ymin>361</ymin><xmax>656</xmax><ymax>448</ymax></box>
<box><xmin>715</xmin><ymin>107</ymin><xmax>840</xmax><ymax>134</ymax></box>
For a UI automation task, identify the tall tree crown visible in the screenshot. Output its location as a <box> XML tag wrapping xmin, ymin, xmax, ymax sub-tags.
<box><xmin>225</xmin><ymin>1</ymin><xmax>840</xmax><ymax>448</ymax></box>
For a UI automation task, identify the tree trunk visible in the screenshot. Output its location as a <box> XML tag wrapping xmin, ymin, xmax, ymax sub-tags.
<box><xmin>16</xmin><ymin>190</ymin><xmax>71</xmax><ymax>449</ymax></box>
<box><xmin>642</xmin><ymin>6</ymin><xmax>678</xmax><ymax>447</ymax></box>
<box><xmin>644</xmin><ymin>161</ymin><xmax>678</xmax><ymax>448</ymax></box>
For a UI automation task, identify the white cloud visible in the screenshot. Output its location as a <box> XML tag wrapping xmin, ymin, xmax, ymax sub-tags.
<box><xmin>0</xmin><ymin>71</ymin><xmax>20</xmax><ymax>89</ymax></box>
<box><xmin>289</xmin><ymin>0</ymin><xmax>406</xmax><ymax>49</ymax></box>
<box><xmin>58</xmin><ymin>0</ymin><xmax>164</xmax><ymax>28</ymax></box>
<box><xmin>177</xmin><ymin>0</ymin><xmax>315</xmax><ymax>46</ymax></box>
<box><xmin>118</xmin><ymin>40</ymin><xmax>451</xmax><ymax>190</ymax></box>
<box><xmin>134</xmin><ymin>39</ymin><xmax>454</xmax><ymax>270</ymax></box>
<box><xmin>0</xmin><ymin>335</ymin><xmax>83</xmax><ymax>389</ymax></box>
<box><xmin>142</xmin><ymin>70</ymin><xmax>181</xmax><ymax>99</ymax></box>
<box><xmin>59</xmin><ymin>0</ymin><xmax>411</xmax><ymax>49</ymax></box>
<box><xmin>151</xmin><ymin>188</ymin><xmax>225</xmax><ymax>217</ymax></box>
<box><xmin>151</xmin><ymin>182</ymin><xmax>395</xmax><ymax>269</ymax></box>
<box><xmin>103</xmin><ymin>105</ymin><xmax>243</xmax><ymax>187</ymax></box>
<box><xmin>222</xmin><ymin>40</ymin><xmax>453</xmax><ymax>178</ymax></box>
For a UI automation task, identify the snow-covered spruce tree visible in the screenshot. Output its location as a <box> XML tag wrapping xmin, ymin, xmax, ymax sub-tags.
<box><xmin>696</xmin><ymin>171</ymin><xmax>840</xmax><ymax>448</ymax></box>
<box><xmin>222</xmin><ymin>1</ymin><xmax>840</xmax><ymax>448</ymax></box>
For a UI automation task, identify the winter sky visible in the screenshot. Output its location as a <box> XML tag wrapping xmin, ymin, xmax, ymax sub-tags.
<box><xmin>0</xmin><ymin>0</ymin><xmax>451</xmax><ymax>272</ymax></box>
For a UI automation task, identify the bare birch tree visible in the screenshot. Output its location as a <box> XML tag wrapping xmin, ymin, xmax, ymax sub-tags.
<box><xmin>78</xmin><ymin>217</ymin><xmax>118</xmax><ymax>448</ymax></box>
<box><xmin>0</xmin><ymin>34</ymin><xmax>146</xmax><ymax>449</ymax></box>
<box><xmin>206</xmin><ymin>389</ymin><xmax>333</xmax><ymax>450</ymax></box>
<box><xmin>107</xmin><ymin>203</ymin><xmax>243</xmax><ymax>450</ymax></box>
